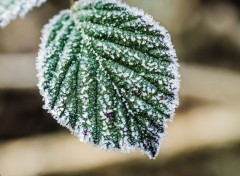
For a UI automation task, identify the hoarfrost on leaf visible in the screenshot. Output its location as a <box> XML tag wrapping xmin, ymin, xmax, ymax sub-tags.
<box><xmin>0</xmin><ymin>0</ymin><xmax>47</xmax><ymax>27</ymax></box>
<box><xmin>36</xmin><ymin>0</ymin><xmax>180</xmax><ymax>159</ymax></box>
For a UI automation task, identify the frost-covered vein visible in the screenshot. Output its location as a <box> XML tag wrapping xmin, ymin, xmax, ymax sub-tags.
<box><xmin>55</xmin><ymin>63</ymin><xmax>79</xmax><ymax>126</ymax></box>
<box><xmin>93</xmin><ymin>62</ymin><xmax>101</xmax><ymax>144</ymax></box>
<box><xmin>95</xmin><ymin>55</ymin><xmax>137</xmax><ymax>147</ymax></box>
<box><xmin>76</xmin><ymin>48</ymin><xmax>101</xmax><ymax>143</ymax></box>
<box><xmin>126</xmin><ymin>108</ymin><xmax>164</xmax><ymax>157</ymax></box>
<box><xmin>74</xmin><ymin>55</ymin><xmax>93</xmax><ymax>141</ymax></box>
<box><xmin>43</xmin><ymin>19</ymin><xmax>75</xmax><ymax>91</ymax></box>
<box><xmin>68</xmin><ymin>63</ymin><xmax>80</xmax><ymax>129</ymax></box>
<box><xmin>129</xmin><ymin>105</ymin><xmax>163</xmax><ymax>157</ymax></box>
<box><xmin>48</xmin><ymin>55</ymin><xmax>74</xmax><ymax>109</ymax></box>
<box><xmin>77</xmin><ymin>9</ymin><xmax>162</xmax><ymax>37</ymax></box>
<box><xmin>58</xmin><ymin>58</ymin><xmax>80</xmax><ymax>129</ymax></box>
<box><xmin>81</xmin><ymin>22</ymin><xmax>165</xmax><ymax>51</ymax></box>
<box><xmin>37</xmin><ymin>10</ymin><xmax>70</xmax><ymax>74</ymax></box>
<box><xmin>110</xmin><ymin>58</ymin><xmax>169</xmax><ymax>93</ymax></box>
<box><xmin>65</xmin><ymin>29</ymin><xmax>83</xmax><ymax>128</ymax></box>
<box><xmin>83</xmin><ymin>29</ymin><xmax>169</xmax><ymax>65</ymax></box>
<box><xmin>71</xmin><ymin>60</ymin><xmax>80</xmax><ymax>129</ymax></box>
<box><xmin>118</xmin><ymin>19</ymin><xmax>163</xmax><ymax>36</ymax></box>
<box><xmin>75</xmin><ymin>1</ymin><xmax>126</xmax><ymax>12</ymax></box>
<box><xmin>76</xmin><ymin>9</ymin><xmax>138</xmax><ymax>26</ymax></box>
<box><xmin>50</xmin><ymin>58</ymin><xmax>75</xmax><ymax>109</ymax></box>
<box><xmin>100</xmin><ymin>59</ymin><xmax>172</xmax><ymax>117</ymax></box>
<box><xmin>91</xmin><ymin>42</ymin><xmax>175</xmax><ymax>93</ymax></box>
<box><xmin>75</xmin><ymin>0</ymin><xmax>165</xmax><ymax>36</ymax></box>
<box><xmin>135</xmin><ymin>115</ymin><xmax>159</xmax><ymax>152</ymax></box>
<box><xmin>101</xmin><ymin>58</ymin><xmax>172</xmax><ymax>95</ymax></box>
<box><xmin>46</xmin><ymin>27</ymin><xmax>80</xmax><ymax>109</ymax></box>
<box><xmin>92</xmin><ymin>40</ymin><xmax>171</xmax><ymax>74</ymax></box>
<box><xmin>124</xmin><ymin>91</ymin><xmax>168</xmax><ymax>120</ymax></box>
<box><xmin>102</xmin><ymin>61</ymin><xmax>163</xmax><ymax>154</ymax></box>
<box><xmin>45</xmin><ymin>13</ymin><xmax>72</xmax><ymax>47</ymax></box>
<box><xmin>101</xmin><ymin>62</ymin><xmax>159</xmax><ymax>117</ymax></box>
<box><xmin>82</xmin><ymin>22</ymin><xmax>162</xmax><ymax>44</ymax></box>
<box><xmin>95</xmin><ymin>67</ymin><xmax>120</xmax><ymax>148</ymax></box>
<box><xmin>92</xmin><ymin>39</ymin><xmax>171</xmax><ymax>64</ymax></box>
<box><xmin>115</xmin><ymin>98</ymin><xmax>133</xmax><ymax>148</ymax></box>
<box><xmin>100</xmin><ymin>68</ymin><xmax>136</xmax><ymax>146</ymax></box>
<box><xmin>103</xmin><ymin>67</ymin><xmax>169</xmax><ymax>117</ymax></box>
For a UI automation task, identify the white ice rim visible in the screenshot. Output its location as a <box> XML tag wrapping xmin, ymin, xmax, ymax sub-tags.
<box><xmin>0</xmin><ymin>0</ymin><xmax>47</xmax><ymax>27</ymax></box>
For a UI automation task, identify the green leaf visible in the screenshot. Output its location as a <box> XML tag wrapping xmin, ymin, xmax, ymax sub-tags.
<box><xmin>37</xmin><ymin>0</ymin><xmax>180</xmax><ymax>158</ymax></box>
<box><xmin>0</xmin><ymin>0</ymin><xmax>47</xmax><ymax>27</ymax></box>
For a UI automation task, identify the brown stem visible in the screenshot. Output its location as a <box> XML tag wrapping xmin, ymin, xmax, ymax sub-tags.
<box><xmin>70</xmin><ymin>0</ymin><xmax>75</xmax><ymax>7</ymax></box>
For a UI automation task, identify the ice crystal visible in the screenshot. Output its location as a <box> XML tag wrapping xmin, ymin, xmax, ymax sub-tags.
<box><xmin>36</xmin><ymin>0</ymin><xmax>180</xmax><ymax>158</ymax></box>
<box><xmin>0</xmin><ymin>0</ymin><xmax>47</xmax><ymax>27</ymax></box>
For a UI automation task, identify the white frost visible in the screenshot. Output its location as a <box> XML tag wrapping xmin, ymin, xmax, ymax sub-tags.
<box><xmin>36</xmin><ymin>0</ymin><xmax>180</xmax><ymax>159</ymax></box>
<box><xmin>0</xmin><ymin>0</ymin><xmax>47</xmax><ymax>27</ymax></box>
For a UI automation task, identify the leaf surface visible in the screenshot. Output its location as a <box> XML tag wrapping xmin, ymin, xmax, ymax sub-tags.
<box><xmin>37</xmin><ymin>0</ymin><xmax>180</xmax><ymax>158</ymax></box>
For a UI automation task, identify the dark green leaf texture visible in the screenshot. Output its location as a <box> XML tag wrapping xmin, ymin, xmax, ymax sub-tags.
<box><xmin>36</xmin><ymin>0</ymin><xmax>180</xmax><ymax>158</ymax></box>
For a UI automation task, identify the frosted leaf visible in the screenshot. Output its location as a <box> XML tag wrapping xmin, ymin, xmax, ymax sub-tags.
<box><xmin>0</xmin><ymin>0</ymin><xmax>47</xmax><ymax>27</ymax></box>
<box><xmin>36</xmin><ymin>0</ymin><xmax>180</xmax><ymax>159</ymax></box>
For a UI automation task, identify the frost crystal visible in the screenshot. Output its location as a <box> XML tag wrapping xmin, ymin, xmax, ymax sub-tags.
<box><xmin>0</xmin><ymin>0</ymin><xmax>47</xmax><ymax>27</ymax></box>
<box><xmin>36</xmin><ymin>0</ymin><xmax>180</xmax><ymax>158</ymax></box>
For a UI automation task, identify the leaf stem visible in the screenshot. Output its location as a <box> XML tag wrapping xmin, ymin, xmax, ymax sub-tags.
<box><xmin>70</xmin><ymin>0</ymin><xmax>82</xmax><ymax>29</ymax></box>
<box><xmin>70</xmin><ymin>0</ymin><xmax>75</xmax><ymax>7</ymax></box>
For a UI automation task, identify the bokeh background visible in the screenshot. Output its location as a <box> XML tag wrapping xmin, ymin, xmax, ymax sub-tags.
<box><xmin>0</xmin><ymin>0</ymin><xmax>240</xmax><ymax>176</ymax></box>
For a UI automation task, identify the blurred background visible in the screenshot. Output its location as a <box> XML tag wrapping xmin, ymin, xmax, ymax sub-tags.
<box><xmin>0</xmin><ymin>0</ymin><xmax>240</xmax><ymax>176</ymax></box>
